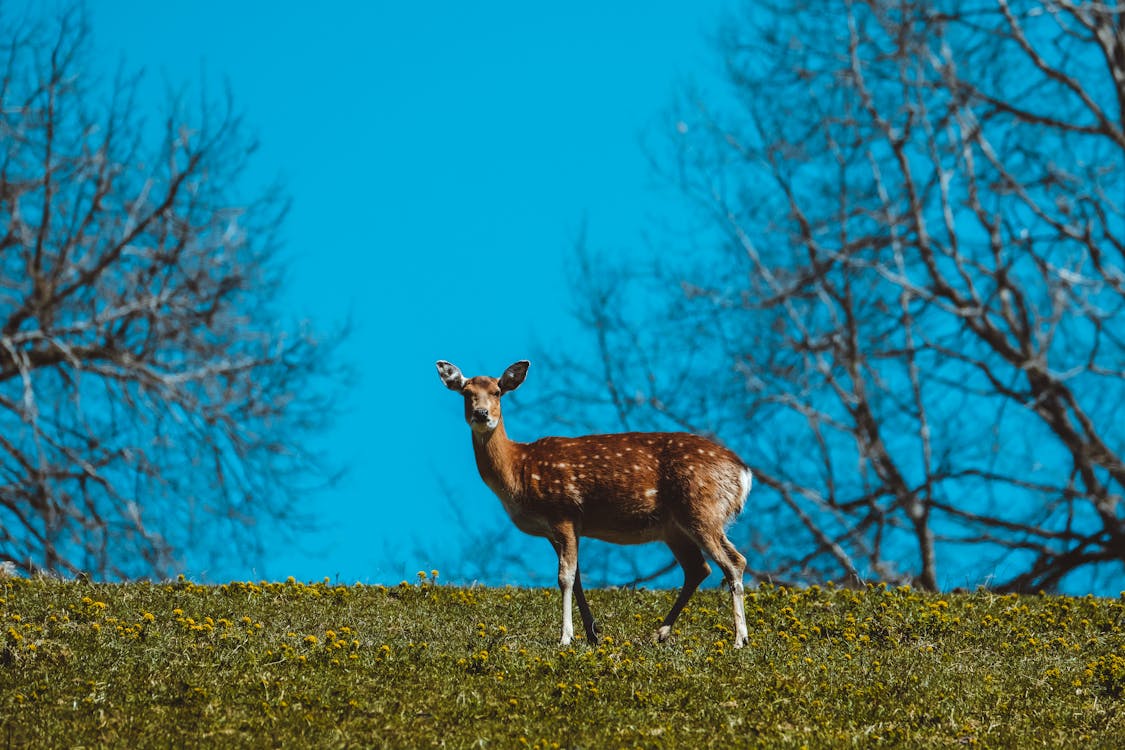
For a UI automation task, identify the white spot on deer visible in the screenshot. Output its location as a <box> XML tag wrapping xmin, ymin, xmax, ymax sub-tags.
<box><xmin>644</xmin><ymin>488</ymin><xmax>657</xmax><ymax>498</ymax></box>
<box><xmin>531</xmin><ymin>473</ymin><xmax>541</xmax><ymax>481</ymax></box>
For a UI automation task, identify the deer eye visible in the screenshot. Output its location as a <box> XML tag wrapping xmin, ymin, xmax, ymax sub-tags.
<box><xmin>490</xmin><ymin>389</ymin><xmax>501</xmax><ymax>397</ymax></box>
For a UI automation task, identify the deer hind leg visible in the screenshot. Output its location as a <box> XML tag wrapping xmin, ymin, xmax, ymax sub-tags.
<box><xmin>655</xmin><ymin>530</ymin><xmax>712</xmax><ymax>643</ymax></box>
<box><xmin>697</xmin><ymin>530</ymin><xmax>749</xmax><ymax>648</ymax></box>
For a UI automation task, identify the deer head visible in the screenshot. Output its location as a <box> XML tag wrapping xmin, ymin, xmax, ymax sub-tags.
<box><xmin>436</xmin><ymin>360</ymin><xmax>529</xmax><ymax>434</ymax></box>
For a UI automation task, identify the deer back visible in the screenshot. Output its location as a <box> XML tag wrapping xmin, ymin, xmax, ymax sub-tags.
<box><xmin>501</xmin><ymin>431</ymin><xmax>748</xmax><ymax>544</ymax></box>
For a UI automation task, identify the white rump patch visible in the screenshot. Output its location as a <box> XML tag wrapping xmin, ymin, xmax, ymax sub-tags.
<box><xmin>740</xmin><ymin>466</ymin><xmax>754</xmax><ymax>498</ymax></box>
<box><xmin>732</xmin><ymin>466</ymin><xmax>754</xmax><ymax>519</ymax></box>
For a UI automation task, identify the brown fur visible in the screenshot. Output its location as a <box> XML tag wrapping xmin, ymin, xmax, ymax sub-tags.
<box><xmin>437</xmin><ymin>359</ymin><xmax>752</xmax><ymax>647</ymax></box>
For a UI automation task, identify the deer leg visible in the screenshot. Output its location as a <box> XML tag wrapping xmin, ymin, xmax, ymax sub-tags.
<box><xmin>698</xmin><ymin>531</ymin><xmax>749</xmax><ymax>648</ymax></box>
<box><xmin>656</xmin><ymin>532</ymin><xmax>711</xmax><ymax>643</ymax></box>
<box><xmin>573</xmin><ymin>567</ymin><xmax>600</xmax><ymax>644</ymax></box>
<box><xmin>550</xmin><ymin>525</ymin><xmax>580</xmax><ymax>646</ymax></box>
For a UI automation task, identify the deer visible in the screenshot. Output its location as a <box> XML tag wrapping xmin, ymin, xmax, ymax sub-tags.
<box><xmin>436</xmin><ymin>359</ymin><xmax>752</xmax><ymax>648</ymax></box>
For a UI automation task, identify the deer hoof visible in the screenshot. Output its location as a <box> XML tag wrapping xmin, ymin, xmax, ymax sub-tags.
<box><xmin>584</xmin><ymin>622</ymin><xmax>600</xmax><ymax>645</ymax></box>
<box><xmin>655</xmin><ymin>625</ymin><xmax>672</xmax><ymax>643</ymax></box>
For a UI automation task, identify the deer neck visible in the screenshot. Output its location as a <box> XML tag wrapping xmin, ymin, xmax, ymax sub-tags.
<box><xmin>471</xmin><ymin>418</ymin><xmax>523</xmax><ymax>501</ymax></box>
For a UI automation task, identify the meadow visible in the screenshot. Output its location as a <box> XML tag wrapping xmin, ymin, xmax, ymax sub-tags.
<box><xmin>2</xmin><ymin>574</ymin><xmax>1123</xmax><ymax>748</ymax></box>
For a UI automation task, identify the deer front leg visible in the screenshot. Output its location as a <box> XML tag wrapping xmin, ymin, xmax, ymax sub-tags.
<box><xmin>550</xmin><ymin>525</ymin><xmax>580</xmax><ymax>646</ymax></box>
<box><xmin>573</xmin><ymin>567</ymin><xmax>599</xmax><ymax>644</ymax></box>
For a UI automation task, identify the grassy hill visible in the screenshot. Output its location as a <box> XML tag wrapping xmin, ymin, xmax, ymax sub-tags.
<box><xmin>2</xmin><ymin>574</ymin><xmax>1123</xmax><ymax>748</ymax></box>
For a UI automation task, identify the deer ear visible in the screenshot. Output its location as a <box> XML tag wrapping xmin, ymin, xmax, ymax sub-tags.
<box><xmin>499</xmin><ymin>360</ymin><xmax>529</xmax><ymax>394</ymax></box>
<box><xmin>436</xmin><ymin>360</ymin><xmax>466</xmax><ymax>391</ymax></box>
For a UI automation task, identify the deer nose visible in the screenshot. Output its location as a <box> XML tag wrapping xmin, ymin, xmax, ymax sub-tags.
<box><xmin>472</xmin><ymin>408</ymin><xmax>490</xmax><ymax>422</ymax></box>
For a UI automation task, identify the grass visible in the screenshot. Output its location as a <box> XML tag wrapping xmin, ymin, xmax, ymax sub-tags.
<box><xmin>2</xmin><ymin>574</ymin><xmax>1124</xmax><ymax>748</ymax></box>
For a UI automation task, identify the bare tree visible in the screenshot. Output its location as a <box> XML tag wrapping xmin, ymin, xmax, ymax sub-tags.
<box><xmin>546</xmin><ymin>0</ymin><xmax>1125</xmax><ymax>593</ymax></box>
<box><xmin>0</xmin><ymin>7</ymin><xmax>347</xmax><ymax>579</ymax></box>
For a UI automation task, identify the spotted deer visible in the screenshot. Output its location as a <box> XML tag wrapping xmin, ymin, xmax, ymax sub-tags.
<box><xmin>436</xmin><ymin>359</ymin><xmax>752</xmax><ymax>647</ymax></box>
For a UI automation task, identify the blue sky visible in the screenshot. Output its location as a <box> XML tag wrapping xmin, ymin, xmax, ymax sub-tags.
<box><xmin>82</xmin><ymin>1</ymin><xmax>730</xmax><ymax>582</ymax></box>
